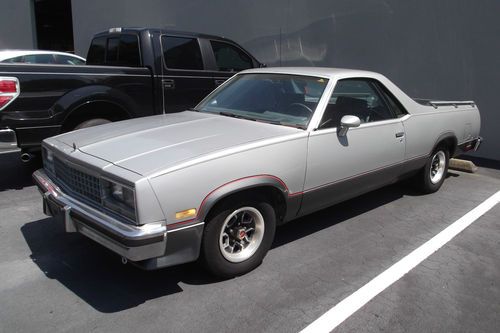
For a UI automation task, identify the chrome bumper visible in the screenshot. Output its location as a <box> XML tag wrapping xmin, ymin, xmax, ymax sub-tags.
<box><xmin>32</xmin><ymin>169</ymin><xmax>167</xmax><ymax>261</ymax></box>
<box><xmin>0</xmin><ymin>128</ymin><xmax>19</xmax><ymax>154</ymax></box>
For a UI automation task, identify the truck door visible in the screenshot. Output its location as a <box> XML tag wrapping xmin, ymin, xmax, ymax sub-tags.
<box><xmin>301</xmin><ymin>78</ymin><xmax>406</xmax><ymax>215</ymax></box>
<box><xmin>160</xmin><ymin>35</ymin><xmax>215</xmax><ymax>113</ymax></box>
<box><xmin>202</xmin><ymin>39</ymin><xmax>255</xmax><ymax>90</ymax></box>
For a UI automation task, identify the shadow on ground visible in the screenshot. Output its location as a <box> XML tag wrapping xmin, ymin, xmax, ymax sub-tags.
<box><xmin>0</xmin><ymin>152</ymin><xmax>41</xmax><ymax>191</ymax></box>
<box><xmin>20</xmin><ymin>175</ymin><xmax>442</xmax><ymax>313</ymax></box>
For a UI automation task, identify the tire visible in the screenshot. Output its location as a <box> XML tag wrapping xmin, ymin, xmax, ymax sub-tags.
<box><xmin>416</xmin><ymin>146</ymin><xmax>449</xmax><ymax>193</ymax></box>
<box><xmin>201</xmin><ymin>198</ymin><xmax>276</xmax><ymax>278</ymax></box>
<box><xmin>74</xmin><ymin>118</ymin><xmax>111</xmax><ymax>130</ymax></box>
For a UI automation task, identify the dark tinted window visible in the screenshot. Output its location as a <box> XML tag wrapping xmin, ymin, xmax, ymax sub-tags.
<box><xmin>118</xmin><ymin>34</ymin><xmax>140</xmax><ymax>66</ymax></box>
<box><xmin>210</xmin><ymin>40</ymin><xmax>253</xmax><ymax>71</ymax></box>
<box><xmin>87</xmin><ymin>35</ymin><xmax>140</xmax><ymax>66</ymax></box>
<box><xmin>375</xmin><ymin>82</ymin><xmax>408</xmax><ymax>118</ymax></box>
<box><xmin>162</xmin><ymin>36</ymin><xmax>203</xmax><ymax>70</ymax></box>
<box><xmin>320</xmin><ymin>79</ymin><xmax>395</xmax><ymax>129</ymax></box>
<box><xmin>106</xmin><ymin>38</ymin><xmax>119</xmax><ymax>64</ymax></box>
<box><xmin>86</xmin><ymin>37</ymin><xmax>106</xmax><ymax>65</ymax></box>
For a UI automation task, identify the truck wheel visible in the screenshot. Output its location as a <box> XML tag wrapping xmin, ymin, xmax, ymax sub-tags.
<box><xmin>201</xmin><ymin>198</ymin><xmax>276</xmax><ymax>278</ymax></box>
<box><xmin>417</xmin><ymin>146</ymin><xmax>449</xmax><ymax>193</ymax></box>
<box><xmin>74</xmin><ymin>118</ymin><xmax>111</xmax><ymax>130</ymax></box>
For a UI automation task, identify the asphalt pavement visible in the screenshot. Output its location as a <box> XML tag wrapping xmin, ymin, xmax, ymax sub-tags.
<box><xmin>1</xmin><ymin>152</ymin><xmax>499</xmax><ymax>333</ymax></box>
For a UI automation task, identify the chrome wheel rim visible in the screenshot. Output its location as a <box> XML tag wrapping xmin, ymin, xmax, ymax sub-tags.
<box><xmin>430</xmin><ymin>151</ymin><xmax>446</xmax><ymax>184</ymax></box>
<box><xmin>219</xmin><ymin>207</ymin><xmax>265</xmax><ymax>263</ymax></box>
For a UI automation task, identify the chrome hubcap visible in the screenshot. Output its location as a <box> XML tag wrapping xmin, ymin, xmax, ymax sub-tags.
<box><xmin>430</xmin><ymin>151</ymin><xmax>446</xmax><ymax>184</ymax></box>
<box><xmin>219</xmin><ymin>207</ymin><xmax>265</xmax><ymax>263</ymax></box>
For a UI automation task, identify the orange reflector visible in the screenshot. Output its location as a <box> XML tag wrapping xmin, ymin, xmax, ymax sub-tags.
<box><xmin>175</xmin><ymin>208</ymin><xmax>196</xmax><ymax>220</ymax></box>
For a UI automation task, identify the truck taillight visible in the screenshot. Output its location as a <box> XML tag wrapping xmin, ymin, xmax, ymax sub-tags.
<box><xmin>0</xmin><ymin>77</ymin><xmax>20</xmax><ymax>110</ymax></box>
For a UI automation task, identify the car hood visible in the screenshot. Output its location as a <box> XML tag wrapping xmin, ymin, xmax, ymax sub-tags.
<box><xmin>53</xmin><ymin>111</ymin><xmax>302</xmax><ymax>176</ymax></box>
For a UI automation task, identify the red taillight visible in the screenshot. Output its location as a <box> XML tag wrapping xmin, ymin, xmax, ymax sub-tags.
<box><xmin>0</xmin><ymin>77</ymin><xmax>20</xmax><ymax>110</ymax></box>
<box><xmin>0</xmin><ymin>80</ymin><xmax>17</xmax><ymax>93</ymax></box>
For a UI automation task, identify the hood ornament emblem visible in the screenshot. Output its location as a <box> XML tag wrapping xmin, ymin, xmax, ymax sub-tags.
<box><xmin>72</xmin><ymin>142</ymin><xmax>77</xmax><ymax>152</ymax></box>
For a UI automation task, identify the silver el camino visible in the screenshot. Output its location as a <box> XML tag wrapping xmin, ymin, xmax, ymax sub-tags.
<box><xmin>33</xmin><ymin>67</ymin><xmax>481</xmax><ymax>277</ymax></box>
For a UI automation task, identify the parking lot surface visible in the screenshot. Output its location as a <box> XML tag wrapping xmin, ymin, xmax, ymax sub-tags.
<box><xmin>1</xmin><ymin>152</ymin><xmax>499</xmax><ymax>333</ymax></box>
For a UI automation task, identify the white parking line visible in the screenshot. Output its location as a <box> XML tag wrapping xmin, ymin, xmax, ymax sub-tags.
<box><xmin>300</xmin><ymin>190</ymin><xmax>500</xmax><ymax>333</ymax></box>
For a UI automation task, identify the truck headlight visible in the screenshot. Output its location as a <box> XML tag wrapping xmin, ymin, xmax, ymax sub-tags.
<box><xmin>101</xmin><ymin>179</ymin><xmax>136</xmax><ymax>221</ymax></box>
<box><xmin>42</xmin><ymin>146</ymin><xmax>55</xmax><ymax>175</ymax></box>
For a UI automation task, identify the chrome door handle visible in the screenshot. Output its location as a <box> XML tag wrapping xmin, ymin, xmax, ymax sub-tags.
<box><xmin>162</xmin><ymin>79</ymin><xmax>175</xmax><ymax>89</ymax></box>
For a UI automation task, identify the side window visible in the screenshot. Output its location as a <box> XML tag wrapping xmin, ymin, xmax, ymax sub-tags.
<box><xmin>2</xmin><ymin>56</ymin><xmax>24</xmax><ymax>63</ymax></box>
<box><xmin>86</xmin><ymin>36</ymin><xmax>106</xmax><ymax>65</ymax></box>
<box><xmin>162</xmin><ymin>36</ymin><xmax>203</xmax><ymax>70</ymax></box>
<box><xmin>210</xmin><ymin>40</ymin><xmax>253</xmax><ymax>71</ymax></box>
<box><xmin>375</xmin><ymin>82</ymin><xmax>408</xmax><ymax>118</ymax></box>
<box><xmin>320</xmin><ymin>79</ymin><xmax>395</xmax><ymax>129</ymax></box>
<box><xmin>54</xmin><ymin>55</ymin><xmax>85</xmax><ymax>65</ymax></box>
<box><xmin>24</xmin><ymin>54</ymin><xmax>55</xmax><ymax>64</ymax></box>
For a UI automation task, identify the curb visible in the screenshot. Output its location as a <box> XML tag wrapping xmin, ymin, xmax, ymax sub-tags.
<box><xmin>449</xmin><ymin>158</ymin><xmax>478</xmax><ymax>173</ymax></box>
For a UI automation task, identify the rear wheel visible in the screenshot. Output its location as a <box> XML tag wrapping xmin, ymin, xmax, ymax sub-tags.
<box><xmin>74</xmin><ymin>118</ymin><xmax>111</xmax><ymax>130</ymax></box>
<box><xmin>201</xmin><ymin>198</ymin><xmax>276</xmax><ymax>278</ymax></box>
<box><xmin>416</xmin><ymin>146</ymin><xmax>449</xmax><ymax>193</ymax></box>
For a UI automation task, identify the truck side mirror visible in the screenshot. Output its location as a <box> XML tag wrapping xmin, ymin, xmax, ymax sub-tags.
<box><xmin>338</xmin><ymin>115</ymin><xmax>361</xmax><ymax>136</ymax></box>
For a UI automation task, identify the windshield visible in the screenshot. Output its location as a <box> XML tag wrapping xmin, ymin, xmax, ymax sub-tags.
<box><xmin>196</xmin><ymin>73</ymin><xmax>329</xmax><ymax>129</ymax></box>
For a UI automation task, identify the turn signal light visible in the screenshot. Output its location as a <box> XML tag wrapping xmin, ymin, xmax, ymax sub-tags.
<box><xmin>0</xmin><ymin>77</ymin><xmax>20</xmax><ymax>110</ymax></box>
<box><xmin>175</xmin><ymin>208</ymin><xmax>197</xmax><ymax>220</ymax></box>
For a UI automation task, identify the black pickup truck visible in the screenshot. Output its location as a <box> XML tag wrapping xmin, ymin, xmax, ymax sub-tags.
<box><xmin>0</xmin><ymin>27</ymin><xmax>262</xmax><ymax>159</ymax></box>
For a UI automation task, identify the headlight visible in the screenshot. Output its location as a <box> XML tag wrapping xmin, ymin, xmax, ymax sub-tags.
<box><xmin>42</xmin><ymin>146</ymin><xmax>55</xmax><ymax>175</ymax></box>
<box><xmin>101</xmin><ymin>179</ymin><xmax>136</xmax><ymax>221</ymax></box>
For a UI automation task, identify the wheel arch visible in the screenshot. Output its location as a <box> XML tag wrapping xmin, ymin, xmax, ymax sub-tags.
<box><xmin>198</xmin><ymin>175</ymin><xmax>290</xmax><ymax>225</ymax></box>
<box><xmin>61</xmin><ymin>100</ymin><xmax>131</xmax><ymax>132</ymax></box>
<box><xmin>433</xmin><ymin>132</ymin><xmax>458</xmax><ymax>157</ymax></box>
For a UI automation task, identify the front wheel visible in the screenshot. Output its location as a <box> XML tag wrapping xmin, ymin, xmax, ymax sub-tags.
<box><xmin>417</xmin><ymin>146</ymin><xmax>449</xmax><ymax>193</ymax></box>
<box><xmin>201</xmin><ymin>199</ymin><xmax>276</xmax><ymax>278</ymax></box>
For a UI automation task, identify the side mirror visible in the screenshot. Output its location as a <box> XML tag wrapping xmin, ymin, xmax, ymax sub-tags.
<box><xmin>338</xmin><ymin>115</ymin><xmax>360</xmax><ymax>136</ymax></box>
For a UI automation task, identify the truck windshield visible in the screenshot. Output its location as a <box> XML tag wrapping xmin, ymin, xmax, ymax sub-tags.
<box><xmin>196</xmin><ymin>73</ymin><xmax>328</xmax><ymax>129</ymax></box>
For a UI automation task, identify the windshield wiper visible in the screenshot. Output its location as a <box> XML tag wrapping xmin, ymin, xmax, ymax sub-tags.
<box><xmin>219</xmin><ymin>111</ymin><xmax>257</xmax><ymax>122</ymax></box>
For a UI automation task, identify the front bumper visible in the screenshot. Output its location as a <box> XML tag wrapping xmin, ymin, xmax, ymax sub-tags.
<box><xmin>32</xmin><ymin>169</ymin><xmax>167</xmax><ymax>262</ymax></box>
<box><xmin>0</xmin><ymin>128</ymin><xmax>19</xmax><ymax>153</ymax></box>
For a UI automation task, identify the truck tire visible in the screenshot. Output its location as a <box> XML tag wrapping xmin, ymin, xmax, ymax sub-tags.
<box><xmin>417</xmin><ymin>146</ymin><xmax>449</xmax><ymax>193</ymax></box>
<box><xmin>201</xmin><ymin>198</ymin><xmax>276</xmax><ymax>278</ymax></box>
<box><xmin>74</xmin><ymin>118</ymin><xmax>111</xmax><ymax>130</ymax></box>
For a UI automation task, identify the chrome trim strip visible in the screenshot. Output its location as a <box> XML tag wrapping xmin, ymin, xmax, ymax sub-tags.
<box><xmin>167</xmin><ymin>222</ymin><xmax>205</xmax><ymax>233</ymax></box>
<box><xmin>0</xmin><ymin>71</ymin><xmax>151</xmax><ymax>77</ymax></box>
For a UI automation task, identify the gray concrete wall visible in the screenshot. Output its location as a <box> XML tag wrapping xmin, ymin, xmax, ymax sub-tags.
<box><xmin>71</xmin><ymin>0</ymin><xmax>499</xmax><ymax>161</ymax></box>
<box><xmin>0</xmin><ymin>0</ymin><xmax>36</xmax><ymax>49</ymax></box>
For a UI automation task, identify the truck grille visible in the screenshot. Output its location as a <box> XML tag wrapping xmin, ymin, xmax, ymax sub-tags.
<box><xmin>54</xmin><ymin>157</ymin><xmax>101</xmax><ymax>204</ymax></box>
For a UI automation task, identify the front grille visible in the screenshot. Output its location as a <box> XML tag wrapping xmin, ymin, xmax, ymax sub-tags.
<box><xmin>54</xmin><ymin>157</ymin><xmax>102</xmax><ymax>204</ymax></box>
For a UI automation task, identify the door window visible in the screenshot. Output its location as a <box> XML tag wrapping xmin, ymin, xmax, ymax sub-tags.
<box><xmin>320</xmin><ymin>79</ymin><xmax>395</xmax><ymax>129</ymax></box>
<box><xmin>210</xmin><ymin>40</ymin><xmax>253</xmax><ymax>71</ymax></box>
<box><xmin>54</xmin><ymin>55</ymin><xmax>85</xmax><ymax>65</ymax></box>
<box><xmin>162</xmin><ymin>36</ymin><xmax>203</xmax><ymax>70</ymax></box>
<box><xmin>23</xmin><ymin>54</ymin><xmax>55</xmax><ymax>64</ymax></box>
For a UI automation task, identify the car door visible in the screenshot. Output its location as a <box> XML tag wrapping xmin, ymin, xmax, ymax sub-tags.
<box><xmin>204</xmin><ymin>39</ymin><xmax>256</xmax><ymax>88</ymax></box>
<box><xmin>160</xmin><ymin>35</ymin><xmax>215</xmax><ymax>113</ymax></box>
<box><xmin>300</xmin><ymin>78</ymin><xmax>406</xmax><ymax>215</ymax></box>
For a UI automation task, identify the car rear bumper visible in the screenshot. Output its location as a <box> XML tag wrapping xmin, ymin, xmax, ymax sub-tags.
<box><xmin>32</xmin><ymin>169</ymin><xmax>168</xmax><ymax>262</ymax></box>
<box><xmin>0</xmin><ymin>128</ymin><xmax>19</xmax><ymax>153</ymax></box>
